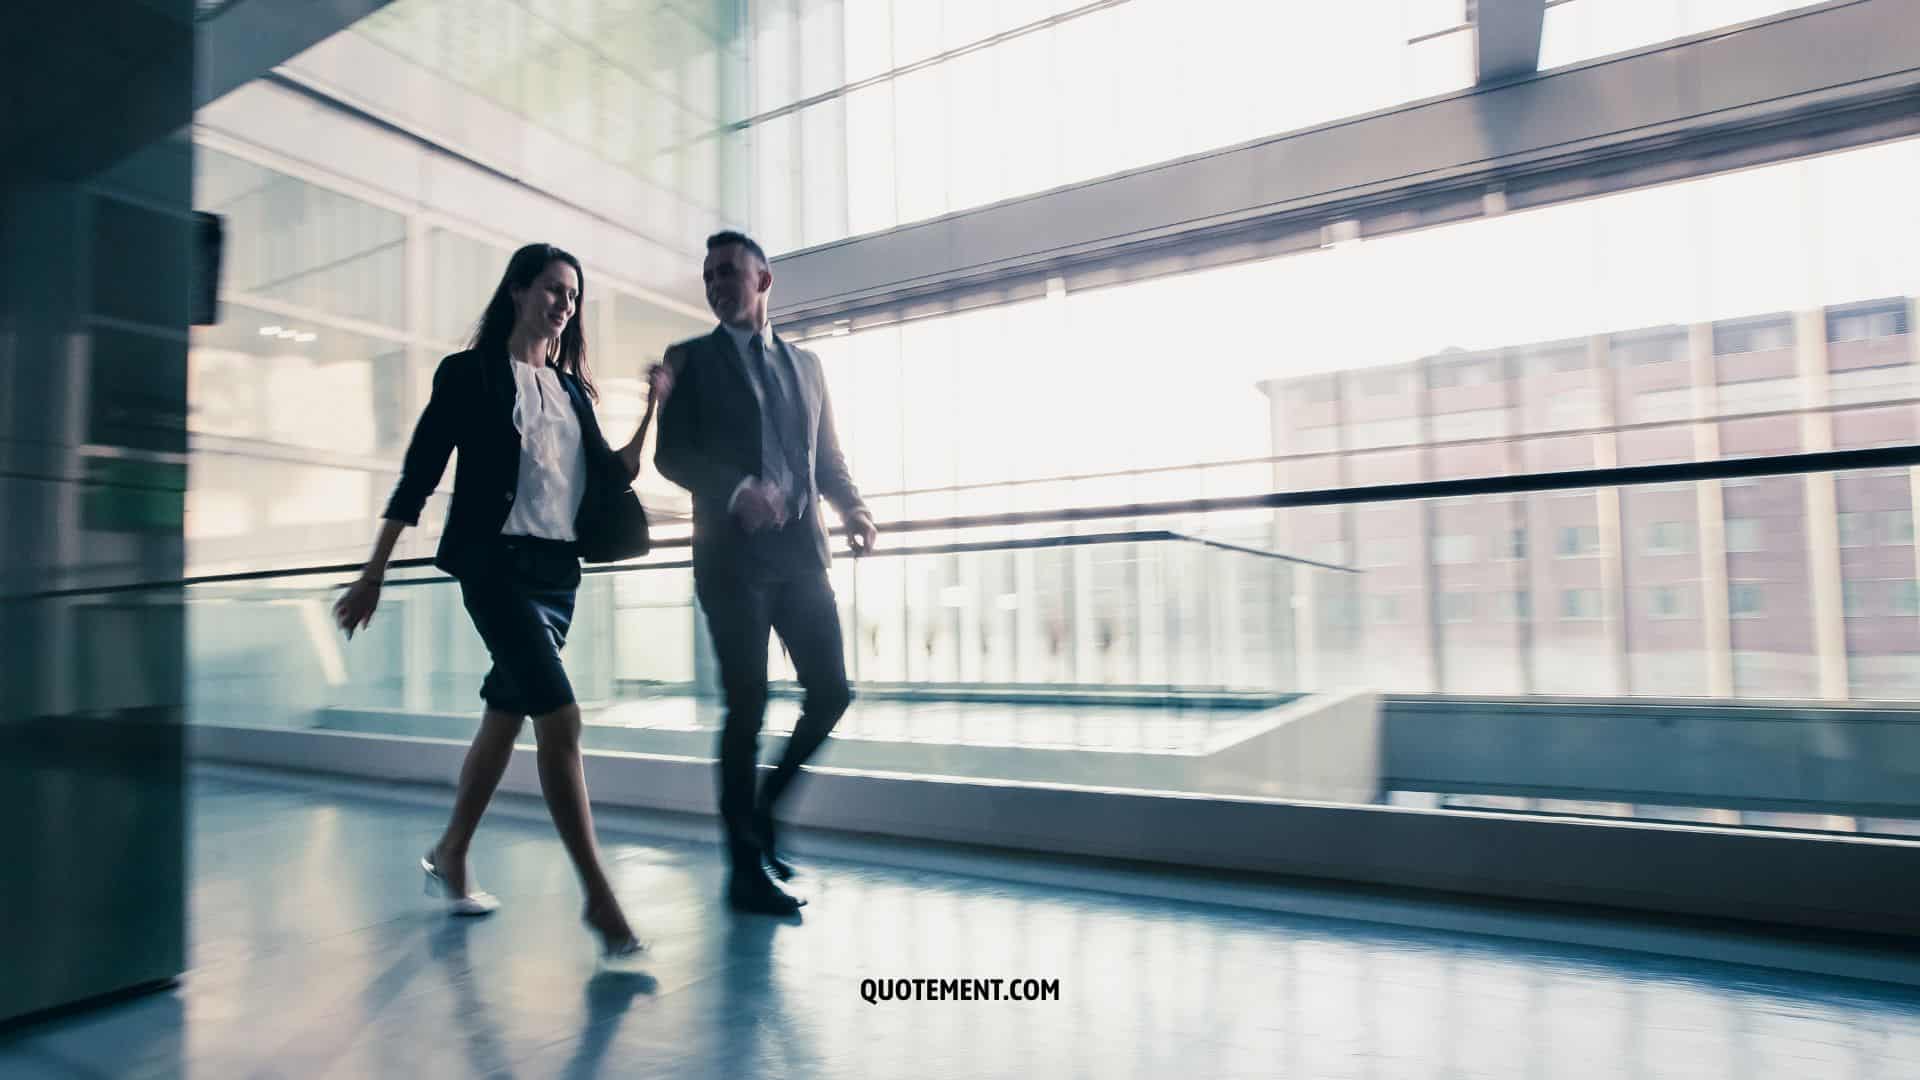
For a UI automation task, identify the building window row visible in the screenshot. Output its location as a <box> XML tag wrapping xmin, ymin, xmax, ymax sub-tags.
<box><xmin>1843</xmin><ymin>579</ymin><xmax>1920</xmax><ymax>618</ymax></box>
<box><xmin>1837</xmin><ymin>509</ymin><xmax>1915</xmax><ymax>548</ymax></box>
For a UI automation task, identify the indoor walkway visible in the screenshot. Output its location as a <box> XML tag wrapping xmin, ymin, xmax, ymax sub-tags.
<box><xmin>2</xmin><ymin>768</ymin><xmax>1917</xmax><ymax>1079</ymax></box>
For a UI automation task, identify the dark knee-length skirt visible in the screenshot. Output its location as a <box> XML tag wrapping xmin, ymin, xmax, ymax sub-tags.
<box><xmin>457</xmin><ymin>536</ymin><xmax>582</xmax><ymax>717</ymax></box>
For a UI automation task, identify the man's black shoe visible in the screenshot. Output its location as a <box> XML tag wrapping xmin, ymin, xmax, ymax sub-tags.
<box><xmin>727</xmin><ymin>869</ymin><xmax>805</xmax><ymax>915</ymax></box>
<box><xmin>753</xmin><ymin>807</ymin><xmax>798</xmax><ymax>881</ymax></box>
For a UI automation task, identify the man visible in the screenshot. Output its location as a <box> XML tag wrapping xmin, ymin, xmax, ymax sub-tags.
<box><xmin>656</xmin><ymin>230</ymin><xmax>877</xmax><ymax>915</ymax></box>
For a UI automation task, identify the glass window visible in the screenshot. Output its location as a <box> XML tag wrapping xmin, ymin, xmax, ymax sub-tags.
<box><xmin>889</xmin><ymin>62</ymin><xmax>951</xmax><ymax>227</ymax></box>
<box><xmin>1430</xmin><ymin>408</ymin><xmax>1511</xmax><ymax>441</ymax></box>
<box><xmin>1713</xmin><ymin>316</ymin><xmax>1795</xmax><ymax>356</ymax></box>
<box><xmin>1560</xmin><ymin>589</ymin><xmax>1603</xmax><ymax>620</ymax></box>
<box><xmin>1505</xmin><ymin>590</ymin><xmax>1532</xmax><ymax>621</ymax></box>
<box><xmin>1359</xmin><ymin>539</ymin><xmax>1408</xmax><ymax>568</ymax></box>
<box><xmin>1827</xmin><ymin>302</ymin><xmax>1910</xmax><ymax>343</ymax></box>
<box><xmin>189</xmin><ymin>302</ymin><xmax>402</xmax><ymax>458</ymax></box>
<box><xmin>1525</xmin><ymin>344</ymin><xmax>1589</xmax><ymax>375</ymax></box>
<box><xmin>1633</xmin><ymin>388</ymin><xmax>1694</xmax><ymax>424</ymax></box>
<box><xmin>1725</xmin><ymin>518</ymin><xmax>1763</xmax><ymax>552</ymax></box>
<box><xmin>842</xmin><ymin>0</ymin><xmax>895</xmax><ymax>83</ymax></box>
<box><xmin>1288</xmin><ymin>426</ymin><xmax>1341</xmax><ymax>454</ymax></box>
<box><xmin>733</xmin><ymin>0</ymin><xmax>1478</xmax><ymax>251</ymax></box>
<box><xmin>1544</xmin><ymin>389</ymin><xmax>1601</xmax><ymax>429</ymax></box>
<box><xmin>196</xmin><ymin>148</ymin><xmax>407</xmax><ymax>331</ymax></box>
<box><xmin>1349</xmin><ymin>418</ymin><xmax>1420</xmax><ymax>449</ymax></box>
<box><xmin>1894</xmin><ymin>580</ymin><xmax>1920</xmax><ymax>617</ymax></box>
<box><xmin>1729</xmin><ymin>583</ymin><xmax>1767</xmax><ymax>617</ymax></box>
<box><xmin>1844</xmin><ymin>581</ymin><xmax>1872</xmax><ymax>618</ymax></box>
<box><xmin>1370</xmin><ymin>594</ymin><xmax>1404</xmax><ymax>623</ymax></box>
<box><xmin>1506</xmin><ymin>528</ymin><xmax>1529</xmax><ymax>560</ymax></box>
<box><xmin>1439</xmin><ymin>591</ymin><xmax>1474</xmax><ymax>623</ymax></box>
<box><xmin>1645</xmin><ymin>521</ymin><xmax>1693</xmax><ymax>555</ymax></box>
<box><xmin>1433</xmin><ymin>535</ymin><xmax>1476</xmax><ymax>565</ymax></box>
<box><xmin>794</xmin><ymin>135</ymin><xmax>1920</xmax><ymax>506</ymax></box>
<box><xmin>1879</xmin><ymin>509</ymin><xmax>1915</xmax><ymax>545</ymax></box>
<box><xmin>844</xmin><ymin>82</ymin><xmax>900</xmax><ymax>238</ymax></box>
<box><xmin>799</xmin><ymin>99</ymin><xmax>852</xmax><ymax>248</ymax></box>
<box><xmin>1557</xmin><ymin>525</ymin><xmax>1601</xmax><ymax>557</ymax></box>
<box><xmin>1838</xmin><ymin>511</ymin><xmax>1875</xmax><ymax>548</ymax></box>
<box><xmin>609</xmin><ymin>292</ymin><xmax>709</xmax><ymax>381</ymax></box>
<box><xmin>426</xmin><ymin>230</ymin><xmax>512</xmax><ymax>346</ymax></box>
<box><xmin>1540</xmin><ymin>1</ymin><xmax>1826</xmax><ymax>71</ymax></box>
<box><xmin>753</xmin><ymin>111</ymin><xmax>802</xmax><ymax>256</ymax></box>
<box><xmin>1428</xmin><ymin>356</ymin><xmax>1501</xmax><ymax>389</ymax></box>
<box><xmin>1648</xmin><ymin>585</ymin><xmax>1689</xmax><ymax>619</ymax></box>
<box><xmin>1611</xmin><ymin>329</ymin><xmax>1687</xmax><ymax>366</ymax></box>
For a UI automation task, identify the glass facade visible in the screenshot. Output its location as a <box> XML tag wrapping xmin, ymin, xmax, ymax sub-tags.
<box><xmin>773</xmin><ymin>135</ymin><xmax>1920</xmax><ymax>706</ymax></box>
<box><xmin>355</xmin><ymin>0</ymin><xmax>747</xmax><ymax>225</ymax></box>
<box><xmin>186</xmin><ymin>142</ymin><xmax>710</xmax><ymax>575</ymax></box>
<box><xmin>740</xmin><ymin>0</ymin><xmax>1475</xmax><ymax>252</ymax></box>
<box><xmin>1539</xmin><ymin>0</ymin><xmax>1826</xmax><ymax>70</ymax></box>
<box><xmin>169</xmin><ymin>0</ymin><xmax>1920</xmax><ymax>844</ymax></box>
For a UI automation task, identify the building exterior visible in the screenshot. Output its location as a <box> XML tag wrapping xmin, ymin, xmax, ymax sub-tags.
<box><xmin>1264</xmin><ymin>297</ymin><xmax>1920</xmax><ymax>701</ymax></box>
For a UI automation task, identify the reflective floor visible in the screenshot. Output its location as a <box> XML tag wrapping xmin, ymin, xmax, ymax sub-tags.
<box><xmin>3</xmin><ymin>769</ymin><xmax>1918</xmax><ymax>1078</ymax></box>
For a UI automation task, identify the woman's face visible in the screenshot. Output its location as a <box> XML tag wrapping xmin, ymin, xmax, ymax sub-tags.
<box><xmin>512</xmin><ymin>259</ymin><xmax>580</xmax><ymax>343</ymax></box>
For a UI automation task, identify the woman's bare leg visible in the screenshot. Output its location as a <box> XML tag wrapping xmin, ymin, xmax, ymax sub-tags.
<box><xmin>531</xmin><ymin>704</ymin><xmax>634</xmax><ymax>943</ymax></box>
<box><xmin>430</xmin><ymin>708</ymin><xmax>525</xmax><ymax>895</ymax></box>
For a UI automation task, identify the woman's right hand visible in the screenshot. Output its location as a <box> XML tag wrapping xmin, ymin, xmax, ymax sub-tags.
<box><xmin>333</xmin><ymin>573</ymin><xmax>383</xmax><ymax>639</ymax></box>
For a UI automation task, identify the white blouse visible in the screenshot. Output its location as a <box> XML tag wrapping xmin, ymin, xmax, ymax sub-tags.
<box><xmin>501</xmin><ymin>360</ymin><xmax>586</xmax><ymax>542</ymax></box>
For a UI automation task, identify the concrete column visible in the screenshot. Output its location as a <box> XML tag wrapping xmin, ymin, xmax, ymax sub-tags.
<box><xmin>1417</xmin><ymin>372</ymin><xmax>1443</xmax><ymax>695</ymax></box>
<box><xmin>1909</xmin><ymin>297</ymin><xmax>1920</xmax><ymax>638</ymax></box>
<box><xmin>1688</xmin><ymin>324</ymin><xmax>1734</xmax><ymax>697</ymax></box>
<box><xmin>1590</xmin><ymin>335</ymin><xmax>1628</xmax><ymax>695</ymax></box>
<box><xmin>0</xmin><ymin>0</ymin><xmax>193</xmax><ymax>1023</ymax></box>
<box><xmin>1796</xmin><ymin>309</ymin><xmax>1848</xmax><ymax>700</ymax></box>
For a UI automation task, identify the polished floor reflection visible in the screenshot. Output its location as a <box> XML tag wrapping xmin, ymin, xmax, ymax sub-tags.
<box><xmin>317</xmin><ymin>694</ymin><xmax>1275</xmax><ymax>754</ymax></box>
<box><xmin>3</xmin><ymin>768</ymin><xmax>1918</xmax><ymax>1078</ymax></box>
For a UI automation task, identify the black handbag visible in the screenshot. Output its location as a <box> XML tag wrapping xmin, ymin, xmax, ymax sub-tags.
<box><xmin>577</xmin><ymin>483</ymin><xmax>650</xmax><ymax>563</ymax></box>
<box><xmin>576</xmin><ymin>373</ymin><xmax>666</xmax><ymax>563</ymax></box>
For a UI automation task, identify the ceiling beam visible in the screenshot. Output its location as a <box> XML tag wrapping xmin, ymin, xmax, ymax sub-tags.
<box><xmin>197</xmin><ymin>0</ymin><xmax>393</xmax><ymax>108</ymax></box>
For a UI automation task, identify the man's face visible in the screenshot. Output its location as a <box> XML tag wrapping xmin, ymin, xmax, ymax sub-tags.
<box><xmin>703</xmin><ymin>243</ymin><xmax>768</xmax><ymax>326</ymax></box>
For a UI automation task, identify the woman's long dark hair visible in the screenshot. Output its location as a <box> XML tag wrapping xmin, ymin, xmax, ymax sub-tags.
<box><xmin>471</xmin><ymin>243</ymin><xmax>597</xmax><ymax>401</ymax></box>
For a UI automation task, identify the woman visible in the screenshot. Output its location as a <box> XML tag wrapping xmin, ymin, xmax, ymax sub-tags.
<box><xmin>332</xmin><ymin>243</ymin><xmax>672</xmax><ymax>972</ymax></box>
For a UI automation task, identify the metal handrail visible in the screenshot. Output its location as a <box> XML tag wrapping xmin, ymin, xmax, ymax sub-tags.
<box><xmin>16</xmin><ymin>443</ymin><xmax>1919</xmax><ymax>599</ymax></box>
<box><xmin>44</xmin><ymin>529</ymin><xmax>1355</xmax><ymax>597</ymax></box>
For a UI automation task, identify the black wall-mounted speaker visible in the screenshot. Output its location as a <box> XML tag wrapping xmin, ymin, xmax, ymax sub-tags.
<box><xmin>192</xmin><ymin>211</ymin><xmax>223</xmax><ymax>326</ymax></box>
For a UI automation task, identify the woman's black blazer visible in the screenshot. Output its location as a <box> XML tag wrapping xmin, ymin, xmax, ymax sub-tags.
<box><xmin>382</xmin><ymin>347</ymin><xmax>628</xmax><ymax>578</ymax></box>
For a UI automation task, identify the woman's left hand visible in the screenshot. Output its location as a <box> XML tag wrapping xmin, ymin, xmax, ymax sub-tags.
<box><xmin>645</xmin><ymin>362</ymin><xmax>675</xmax><ymax>408</ymax></box>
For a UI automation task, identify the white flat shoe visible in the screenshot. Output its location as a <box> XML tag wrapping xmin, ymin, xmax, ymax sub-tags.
<box><xmin>421</xmin><ymin>852</ymin><xmax>500</xmax><ymax>917</ymax></box>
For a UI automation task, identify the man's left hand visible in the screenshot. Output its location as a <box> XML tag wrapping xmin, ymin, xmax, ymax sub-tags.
<box><xmin>846</xmin><ymin>510</ymin><xmax>878</xmax><ymax>555</ymax></box>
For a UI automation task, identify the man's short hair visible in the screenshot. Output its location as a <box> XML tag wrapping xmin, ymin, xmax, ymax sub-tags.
<box><xmin>706</xmin><ymin>230</ymin><xmax>768</xmax><ymax>268</ymax></box>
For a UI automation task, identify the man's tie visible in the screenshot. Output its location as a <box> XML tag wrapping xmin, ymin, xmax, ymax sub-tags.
<box><xmin>748</xmin><ymin>334</ymin><xmax>807</xmax><ymax>519</ymax></box>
